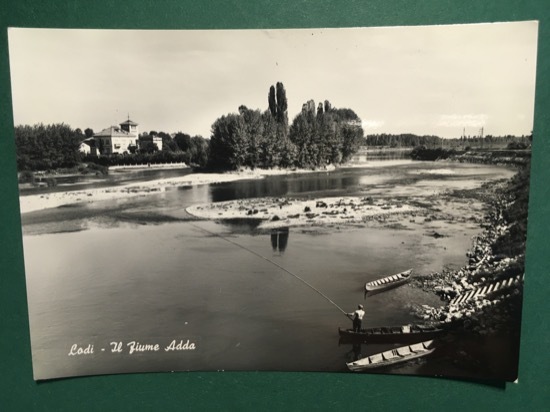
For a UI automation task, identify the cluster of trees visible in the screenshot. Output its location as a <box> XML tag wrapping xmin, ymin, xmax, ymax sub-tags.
<box><xmin>172</xmin><ymin>133</ymin><xmax>209</xmax><ymax>167</ymax></box>
<box><xmin>208</xmin><ymin>83</ymin><xmax>293</xmax><ymax>170</ymax></box>
<box><xmin>289</xmin><ymin>101</ymin><xmax>363</xmax><ymax>167</ymax></box>
<box><xmin>410</xmin><ymin>146</ymin><xmax>456</xmax><ymax>161</ymax></box>
<box><xmin>15</xmin><ymin>82</ymin><xmax>365</xmax><ymax>173</ymax></box>
<box><xmin>136</xmin><ymin>131</ymin><xmax>209</xmax><ymax>167</ymax></box>
<box><xmin>15</xmin><ymin>123</ymin><xmax>83</xmax><ymax>170</ymax></box>
<box><xmin>208</xmin><ymin>82</ymin><xmax>364</xmax><ymax>170</ymax></box>
<box><xmin>506</xmin><ymin>141</ymin><xmax>530</xmax><ymax>150</ymax></box>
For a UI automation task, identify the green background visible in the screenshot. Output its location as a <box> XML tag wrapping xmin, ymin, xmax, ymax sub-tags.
<box><xmin>1</xmin><ymin>1</ymin><xmax>548</xmax><ymax>410</ymax></box>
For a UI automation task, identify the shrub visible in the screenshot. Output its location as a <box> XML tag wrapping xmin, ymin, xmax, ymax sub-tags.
<box><xmin>19</xmin><ymin>170</ymin><xmax>35</xmax><ymax>184</ymax></box>
<box><xmin>45</xmin><ymin>177</ymin><xmax>57</xmax><ymax>187</ymax></box>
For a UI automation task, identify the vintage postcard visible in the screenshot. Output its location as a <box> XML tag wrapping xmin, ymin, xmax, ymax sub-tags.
<box><xmin>8</xmin><ymin>22</ymin><xmax>537</xmax><ymax>380</ymax></box>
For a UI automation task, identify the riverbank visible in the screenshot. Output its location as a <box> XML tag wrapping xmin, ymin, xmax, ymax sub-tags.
<box><xmin>18</xmin><ymin>166</ymin><xmax>335</xmax><ymax>214</ymax></box>
<box><xmin>450</xmin><ymin>149</ymin><xmax>531</xmax><ymax>166</ymax></box>
<box><xmin>411</xmin><ymin>146</ymin><xmax>531</xmax><ymax>166</ymax></box>
<box><xmin>410</xmin><ymin>163</ymin><xmax>528</xmax><ymax>333</ymax></box>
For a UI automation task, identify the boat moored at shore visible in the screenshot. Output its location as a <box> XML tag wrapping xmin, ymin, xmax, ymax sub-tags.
<box><xmin>339</xmin><ymin>323</ymin><xmax>446</xmax><ymax>344</ymax></box>
<box><xmin>346</xmin><ymin>339</ymin><xmax>436</xmax><ymax>371</ymax></box>
<box><xmin>365</xmin><ymin>269</ymin><xmax>412</xmax><ymax>294</ymax></box>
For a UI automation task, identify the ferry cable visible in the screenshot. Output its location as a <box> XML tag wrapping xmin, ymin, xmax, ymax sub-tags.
<box><xmin>188</xmin><ymin>221</ymin><xmax>349</xmax><ymax>316</ymax></box>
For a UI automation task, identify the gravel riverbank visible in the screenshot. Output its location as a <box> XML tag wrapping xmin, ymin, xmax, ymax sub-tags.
<box><xmin>410</xmin><ymin>164</ymin><xmax>528</xmax><ymax>334</ymax></box>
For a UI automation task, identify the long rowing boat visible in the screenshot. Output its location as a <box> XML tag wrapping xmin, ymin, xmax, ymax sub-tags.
<box><xmin>365</xmin><ymin>269</ymin><xmax>412</xmax><ymax>294</ymax></box>
<box><xmin>339</xmin><ymin>323</ymin><xmax>445</xmax><ymax>344</ymax></box>
<box><xmin>346</xmin><ymin>339</ymin><xmax>436</xmax><ymax>371</ymax></box>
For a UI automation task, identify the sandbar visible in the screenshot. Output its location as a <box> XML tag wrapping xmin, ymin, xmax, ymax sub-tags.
<box><xmin>186</xmin><ymin>196</ymin><xmax>419</xmax><ymax>229</ymax></box>
<box><xmin>18</xmin><ymin>166</ymin><xmax>336</xmax><ymax>214</ymax></box>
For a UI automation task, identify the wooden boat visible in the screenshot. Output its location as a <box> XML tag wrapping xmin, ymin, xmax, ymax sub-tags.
<box><xmin>338</xmin><ymin>323</ymin><xmax>445</xmax><ymax>344</ymax></box>
<box><xmin>346</xmin><ymin>339</ymin><xmax>436</xmax><ymax>371</ymax></box>
<box><xmin>365</xmin><ymin>269</ymin><xmax>412</xmax><ymax>293</ymax></box>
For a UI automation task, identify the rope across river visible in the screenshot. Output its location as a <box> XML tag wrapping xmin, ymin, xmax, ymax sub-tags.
<box><xmin>189</xmin><ymin>221</ymin><xmax>349</xmax><ymax>316</ymax></box>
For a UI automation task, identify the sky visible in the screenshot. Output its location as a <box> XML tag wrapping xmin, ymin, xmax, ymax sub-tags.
<box><xmin>8</xmin><ymin>22</ymin><xmax>538</xmax><ymax>139</ymax></box>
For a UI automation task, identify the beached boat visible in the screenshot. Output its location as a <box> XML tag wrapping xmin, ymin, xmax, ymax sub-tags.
<box><xmin>338</xmin><ymin>323</ymin><xmax>445</xmax><ymax>344</ymax></box>
<box><xmin>365</xmin><ymin>269</ymin><xmax>412</xmax><ymax>293</ymax></box>
<box><xmin>346</xmin><ymin>339</ymin><xmax>436</xmax><ymax>371</ymax></box>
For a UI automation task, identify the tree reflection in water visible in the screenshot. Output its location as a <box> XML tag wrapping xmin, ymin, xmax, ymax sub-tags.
<box><xmin>270</xmin><ymin>227</ymin><xmax>289</xmax><ymax>254</ymax></box>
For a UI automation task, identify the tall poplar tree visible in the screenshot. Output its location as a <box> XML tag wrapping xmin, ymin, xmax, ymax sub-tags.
<box><xmin>268</xmin><ymin>86</ymin><xmax>277</xmax><ymax>118</ymax></box>
<box><xmin>275</xmin><ymin>82</ymin><xmax>288</xmax><ymax>126</ymax></box>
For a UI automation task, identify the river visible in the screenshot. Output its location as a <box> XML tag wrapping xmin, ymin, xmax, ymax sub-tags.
<box><xmin>21</xmin><ymin>160</ymin><xmax>516</xmax><ymax>379</ymax></box>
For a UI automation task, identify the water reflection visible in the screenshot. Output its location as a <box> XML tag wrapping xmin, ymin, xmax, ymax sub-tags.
<box><xmin>345</xmin><ymin>342</ymin><xmax>363</xmax><ymax>362</ymax></box>
<box><xmin>366</xmin><ymin>149</ymin><xmax>411</xmax><ymax>161</ymax></box>
<box><xmin>22</xmin><ymin>160</ymin><xmax>517</xmax><ymax>378</ymax></box>
<box><xmin>270</xmin><ymin>227</ymin><xmax>289</xmax><ymax>254</ymax></box>
<box><xmin>209</xmin><ymin>173</ymin><xmax>360</xmax><ymax>203</ymax></box>
<box><xmin>20</xmin><ymin>168</ymin><xmax>194</xmax><ymax>196</ymax></box>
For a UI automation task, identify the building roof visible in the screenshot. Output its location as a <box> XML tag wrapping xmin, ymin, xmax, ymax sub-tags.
<box><xmin>80</xmin><ymin>137</ymin><xmax>95</xmax><ymax>146</ymax></box>
<box><xmin>94</xmin><ymin>126</ymin><xmax>137</xmax><ymax>138</ymax></box>
<box><xmin>120</xmin><ymin>119</ymin><xmax>139</xmax><ymax>126</ymax></box>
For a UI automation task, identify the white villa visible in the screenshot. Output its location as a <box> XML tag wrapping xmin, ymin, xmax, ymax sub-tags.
<box><xmin>81</xmin><ymin>118</ymin><xmax>163</xmax><ymax>155</ymax></box>
<box><xmin>93</xmin><ymin>118</ymin><xmax>139</xmax><ymax>155</ymax></box>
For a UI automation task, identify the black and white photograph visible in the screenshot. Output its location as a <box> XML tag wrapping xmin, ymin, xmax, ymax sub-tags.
<box><xmin>8</xmin><ymin>22</ymin><xmax>537</xmax><ymax>381</ymax></box>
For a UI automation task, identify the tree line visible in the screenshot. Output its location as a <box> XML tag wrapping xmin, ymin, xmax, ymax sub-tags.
<box><xmin>208</xmin><ymin>82</ymin><xmax>364</xmax><ymax>170</ymax></box>
<box><xmin>366</xmin><ymin>133</ymin><xmax>531</xmax><ymax>149</ymax></box>
<box><xmin>14</xmin><ymin>124</ymin><xmax>209</xmax><ymax>171</ymax></box>
<box><xmin>14</xmin><ymin>82</ymin><xmax>364</xmax><ymax>172</ymax></box>
<box><xmin>366</xmin><ymin>133</ymin><xmax>440</xmax><ymax>148</ymax></box>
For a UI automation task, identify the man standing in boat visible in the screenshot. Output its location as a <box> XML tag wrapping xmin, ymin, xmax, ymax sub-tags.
<box><xmin>347</xmin><ymin>304</ymin><xmax>365</xmax><ymax>332</ymax></box>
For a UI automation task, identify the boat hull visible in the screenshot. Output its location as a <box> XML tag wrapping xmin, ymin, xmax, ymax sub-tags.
<box><xmin>346</xmin><ymin>339</ymin><xmax>436</xmax><ymax>371</ymax></box>
<box><xmin>338</xmin><ymin>325</ymin><xmax>446</xmax><ymax>344</ymax></box>
<box><xmin>365</xmin><ymin>269</ymin><xmax>412</xmax><ymax>294</ymax></box>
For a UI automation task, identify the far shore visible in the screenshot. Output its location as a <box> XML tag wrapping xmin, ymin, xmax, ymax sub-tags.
<box><xmin>18</xmin><ymin>165</ymin><xmax>337</xmax><ymax>214</ymax></box>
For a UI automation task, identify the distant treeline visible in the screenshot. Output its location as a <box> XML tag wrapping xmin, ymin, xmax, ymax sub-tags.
<box><xmin>366</xmin><ymin>133</ymin><xmax>531</xmax><ymax>148</ymax></box>
<box><xmin>14</xmin><ymin>124</ymin><xmax>209</xmax><ymax>171</ymax></box>
<box><xmin>366</xmin><ymin>133</ymin><xmax>440</xmax><ymax>148</ymax></box>
<box><xmin>208</xmin><ymin>82</ymin><xmax>364</xmax><ymax>170</ymax></box>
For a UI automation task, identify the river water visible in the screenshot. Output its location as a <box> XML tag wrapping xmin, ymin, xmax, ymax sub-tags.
<box><xmin>21</xmin><ymin>160</ymin><xmax>516</xmax><ymax>379</ymax></box>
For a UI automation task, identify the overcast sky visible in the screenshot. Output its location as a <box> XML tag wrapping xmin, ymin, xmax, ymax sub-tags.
<box><xmin>8</xmin><ymin>22</ymin><xmax>538</xmax><ymax>139</ymax></box>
